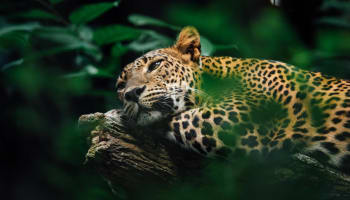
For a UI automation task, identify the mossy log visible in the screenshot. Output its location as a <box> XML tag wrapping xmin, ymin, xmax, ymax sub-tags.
<box><xmin>78</xmin><ymin>109</ymin><xmax>350</xmax><ymax>199</ymax></box>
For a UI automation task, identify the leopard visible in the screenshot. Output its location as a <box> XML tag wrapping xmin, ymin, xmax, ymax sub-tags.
<box><xmin>116</xmin><ymin>26</ymin><xmax>350</xmax><ymax>174</ymax></box>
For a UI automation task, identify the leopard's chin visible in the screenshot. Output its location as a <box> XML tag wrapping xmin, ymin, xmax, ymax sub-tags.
<box><xmin>136</xmin><ymin>110</ymin><xmax>165</xmax><ymax>126</ymax></box>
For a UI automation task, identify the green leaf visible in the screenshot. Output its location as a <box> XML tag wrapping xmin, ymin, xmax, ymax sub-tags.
<box><xmin>93</xmin><ymin>25</ymin><xmax>141</xmax><ymax>45</ymax></box>
<box><xmin>128</xmin><ymin>14</ymin><xmax>180</xmax><ymax>30</ymax></box>
<box><xmin>28</xmin><ymin>41</ymin><xmax>100</xmax><ymax>61</ymax></box>
<box><xmin>200</xmin><ymin>36</ymin><xmax>238</xmax><ymax>56</ymax></box>
<box><xmin>2</xmin><ymin>59</ymin><xmax>23</xmax><ymax>71</ymax></box>
<box><xmin>33</xmin><ymin>26</ymin><xmax>95</xmax><ymax>49</ymax></box>
<box><xmin>69</xmin><ymin>1</ymin><xmax>119</xmax><ymax>24</ymax></box>
<box><xmin>33</xmin><ymin>26</ymin><xmax>98</xmax><ymax>50</ymax></box>
<box><xmin>0</xmin><ymin>26</ymin><xmax>100</xmax><ymax>63</ymax></box>
<box><xmin>0</xmin><ymin>23</ymin><xmax>40</xmax><ymax>36</ymax></box>
<box><xmin>111</xmin><ymin>43</ymin><xmax>129</xmax><ymax>57</ymax></box>
<box><xmin>0</xmin><ymin>31</ymin><xmax>30</xmax><ymax>49</ymax></box>
<box><xmin>317</xmin><ymin>17</ymin><xmax>350</xmax><ymax>29</ymax></box>
<box><xmin>63</xmin><ymin>65</ymin><xmax>113</xmax><ymax>79</ymax></box>
<box><xmin>321</xmin><ymin>0</ymin><xmax>350</xmax><ymax>12</ymax></box>
<box><xmin>215</xmin><ymin>44</ymin><xmax>239</xmax><ymax>51</ymax></box>
<box><xmin>200</xmin><ymin>36</ymin><xmax>215</xmax><ymax>56</ymax></box>
<box><xmin>34</xmin><ymin>26</ymin><xmax>82</xmax><ymax>44</ymax></box>
<box><xmin>28</xmin><ymin>27</ymin><xmax>101</xmax><ymax>60</ymax></box>
<box><xmin>77</xmin><ymin>26</ymin><xmax>94</xmax><ymax>41</ymax></box>
<box><xmin>128</xmin><ymin>30</ymin><xmax>172</xmax><ymax>52</ymax></box>
<box><xmin>14</xmin><ymin>9</ymin><xmax>59</xmax><ymax>21</ymax></box>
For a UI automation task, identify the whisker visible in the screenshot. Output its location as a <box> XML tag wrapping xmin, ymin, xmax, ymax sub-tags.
<box><xmin>123</xmin><ymin>102</ymin><xmax>139</xmax><ymax>123</ymax></box>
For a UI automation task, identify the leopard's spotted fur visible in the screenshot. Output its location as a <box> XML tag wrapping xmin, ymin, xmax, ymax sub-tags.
<box><xmin>116</xmin><ymin>27</ymin><xmax>350</xmax><ymax>173</ymax></box>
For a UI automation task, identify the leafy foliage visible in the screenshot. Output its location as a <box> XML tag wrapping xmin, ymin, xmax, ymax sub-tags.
<box><xmin>69</xmin><ymin>1</ymin><xmax>120</xmax><ymax>24</ymax></box>
<box><xmin>93</xmin><ymin>24</ymin><xmax>141</xmax><ymax>45</ymax></box>
<box><xmin>1</xmin><ymin>0</ymin><xmax>350</xmax><ymax>200</ymax></box>
<box><xmin>14</xmin><ymin>9</ymin><xmax>59</xmax><ymax>21</ymax></box>
<box><xmin>128</xmin><ymin>14</ymin><xmax>180</xmax><ymax>30</ymax></box>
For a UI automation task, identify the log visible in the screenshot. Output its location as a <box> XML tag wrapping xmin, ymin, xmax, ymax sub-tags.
<box><xmin>78</xmin><ymin>109</ymin><xmax>206</xmax><ymax>197</ymax></box>
<box><xmin>78</xmin><ymin>109</ymin><xmax>350</xmax><ymax>199</ymax></box>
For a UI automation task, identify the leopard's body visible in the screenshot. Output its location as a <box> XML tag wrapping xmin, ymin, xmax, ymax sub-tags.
<box><xmin>116</xmin><ymin>27</ymin><xmax>350</xmax><ymax>173</ymax></box>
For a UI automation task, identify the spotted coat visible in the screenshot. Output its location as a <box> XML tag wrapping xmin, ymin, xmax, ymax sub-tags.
<box><xmin>116</xmin><ymin>27</ymin><xmax>350</xmax><ymax>174</ymax></box>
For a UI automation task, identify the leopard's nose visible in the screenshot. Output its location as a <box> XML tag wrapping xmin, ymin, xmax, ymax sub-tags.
<box><xmin>124</xmin><ymin>85</ymin><xmax>146</xmax><ymax>102</ymax></box>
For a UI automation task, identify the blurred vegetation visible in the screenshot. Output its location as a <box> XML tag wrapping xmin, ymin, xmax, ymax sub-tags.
<box><xmin>1</xmin><ymin>0</ymin><xmax>350</xmax><ymax>200</ymax></box>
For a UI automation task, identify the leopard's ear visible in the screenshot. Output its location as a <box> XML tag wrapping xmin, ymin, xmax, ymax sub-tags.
<box><xmin>174</xmin><ymin>26</ymin><xmax>201</xmax><ymax>62</ymax></box>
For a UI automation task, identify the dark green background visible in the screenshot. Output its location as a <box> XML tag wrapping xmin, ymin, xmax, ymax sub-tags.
<box><xmin>1</xmin><ymin>0</ymin><xmax>349</xmax><ymax>199</ymax></box>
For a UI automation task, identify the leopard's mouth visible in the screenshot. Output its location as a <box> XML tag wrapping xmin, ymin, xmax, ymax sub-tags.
<box><xmin>123</xmin><ymin>101</ymin><xmax>171</xmax><ymax>126</ymax></box>
<box><xmin>136</xmin><ymin>110</ymin><xmax>164</xmax><ymax>126</ymax></box>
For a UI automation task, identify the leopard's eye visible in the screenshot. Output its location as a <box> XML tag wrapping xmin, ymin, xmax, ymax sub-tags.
<box><xmin>116</xmin><ymin>81</ymin><xmax>126</xmax><ymax>91</ymax></box>
<box><xmin>148</xmin><ymin>60</ymin><xmax>163</xmax><ymax>72</ymax></box>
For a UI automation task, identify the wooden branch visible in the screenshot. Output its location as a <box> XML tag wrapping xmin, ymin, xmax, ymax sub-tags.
<box><xmin>78</xmin><ymin>110</ymin><xmax>206</xmax><ymax>196</ymax></box>
<box><xmin>78</xmin><ymin>109</ymin><xmax>350</xmax><ymax>199</ymax></box>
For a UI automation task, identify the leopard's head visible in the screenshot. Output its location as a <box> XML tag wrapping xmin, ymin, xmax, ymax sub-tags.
<box><xmin>116</xmin><ymin>27</ymin><xmax>202</xmax><ymax>126</ymax></box>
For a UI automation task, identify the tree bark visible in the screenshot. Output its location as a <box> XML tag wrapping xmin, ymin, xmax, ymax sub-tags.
<box><xmin>78</xmin><ymin>109</ymin><xmax>350</xmax><ymax>199</ymax></box>
<box><xmin>78</xmin><ymin>110</ymin><xmax>206</xmax><ymax>196</ymax></box>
